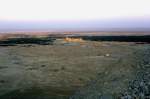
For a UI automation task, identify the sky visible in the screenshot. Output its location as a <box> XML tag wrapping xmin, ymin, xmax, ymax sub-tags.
<box><xmin>0</xmin><ymin>0</ymin><xmax>150</xmax><ymax>32</ymax></box>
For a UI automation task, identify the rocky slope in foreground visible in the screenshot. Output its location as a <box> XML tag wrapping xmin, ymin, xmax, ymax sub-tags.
<box><xmin>71</xmin><ymin>44</ymin><xmax>150</xmax><ymax>99</ymax></box>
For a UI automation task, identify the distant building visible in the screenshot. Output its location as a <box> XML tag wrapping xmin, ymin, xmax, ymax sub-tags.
<box><xmin>64</xmin><ymin>37</ymin><xmax>84</xmax><ymax>42</ymax></box>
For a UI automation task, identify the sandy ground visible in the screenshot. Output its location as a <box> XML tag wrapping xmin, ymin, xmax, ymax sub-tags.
<box><xmin>0</xmin><ymin>41</ymin><xmax>149</xmax><ymax>99</ymax></box>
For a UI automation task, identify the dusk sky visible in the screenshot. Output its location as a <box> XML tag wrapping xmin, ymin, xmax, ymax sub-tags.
<box><xmin>0</xmin><ymin>0</ymin><xmax>150</xmax><ymax>32</ymax></box>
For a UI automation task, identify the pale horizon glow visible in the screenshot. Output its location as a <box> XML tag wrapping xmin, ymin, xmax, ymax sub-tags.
<box><xmin>0</xmin><ymin>0</ymin><xmax>150</xmax><ymax>21</ymax></box>
<box><xmin>0</xmin><ymin>0</ymin><xmax>150</xmax><ymax>32</ymax></box>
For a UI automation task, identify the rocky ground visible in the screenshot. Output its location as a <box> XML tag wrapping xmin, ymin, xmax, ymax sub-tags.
<box><xmin>71</xmin><ymin>44</ymin><xmax>150</xmax><ymax>99</ymax></box>
<box><xmin>119</xmin><ymin>46</ymin><xmax>150</xmax><ymax>99</ymax></box>
<box><xmin>0</xmin><ymin>40</ymin><xmax>149</xmax><ymax>99</ymax></box>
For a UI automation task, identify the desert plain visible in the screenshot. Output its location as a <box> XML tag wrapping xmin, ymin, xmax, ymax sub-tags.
<box><xmin>0</xmin><ymin>32</ymin><xmax>150</xmax><ymax>99</ymax></box>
